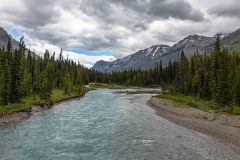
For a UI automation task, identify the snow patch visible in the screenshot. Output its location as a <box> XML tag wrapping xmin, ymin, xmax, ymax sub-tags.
<box><xmin>152</xmin><ymin>46</ymin><xmax>159</xmax><ymax>57</ymax></box>
<box><xmin>146</xmin><ymin>47</ymin><xmax>154</xmax><ymax>56</ymax></box>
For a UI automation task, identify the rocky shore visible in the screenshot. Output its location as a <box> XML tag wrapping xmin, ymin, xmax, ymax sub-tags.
<box><xmin>0</xmin><ymin>106</ymin><xmax>48</xmax><ymax>124</ymax></box>
<box><xmin>148</xmin><ymin>97</ymin><xmax>240</xmax><ymax>148</ymax></box>
<box><xmin>0</xmin><ymin>93</ymin><xmax>86</xmax><ymax>125</ymax></box>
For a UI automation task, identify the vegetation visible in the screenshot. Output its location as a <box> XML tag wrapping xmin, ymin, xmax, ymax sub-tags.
<box><xmin>0</xmin><ymin>89</ymin><xmax>86</xmax><ymax>114</ymax></box>
<box><xmin>158</xmin><ymin>93</ymin><xmax>217</xmax><ymax>111</ymax></box>
<box><xmin>158</xmin><ymin>93</ymin><xmax>240</xmax><ymax>115</ymax></box>
<box><xmin>93</xmin><ymin>35</ymin><xmax>240</xmax><ymax>113</ymax></box>
<box><xmin>1</xmin><ymin>35</ymin><xmax>240</xmax><ymax>115</ymax></box>
<box><xmin>89</xmin><ymin>82</ymin><xmax>125</xmax><ymax>89</ymax></box>
<box><xmin>0</xmin><ymin>38</ymin><xmax>95</xmax><ymax>113</ymax></box>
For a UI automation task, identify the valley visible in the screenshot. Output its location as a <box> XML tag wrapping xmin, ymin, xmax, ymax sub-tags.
<box><xmin>1</xmin><ymin>4</ymin><xmax>240</xmax><ymax>158</ymax></box>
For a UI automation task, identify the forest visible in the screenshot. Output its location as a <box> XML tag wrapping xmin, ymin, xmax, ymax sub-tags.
<box><xmin>1</xmin><ymin>35</ymin><xmax>240</xmax><ymax>112</ymax></box>
<box><xmin>94</xmin><ymin>36</ymin><xmax>240</xmax><ymax>109</ymax></box>
<box><xmin>0</xmin><ymin>38</ymin><xmax>99</xmax><ymax>107</ymax></box>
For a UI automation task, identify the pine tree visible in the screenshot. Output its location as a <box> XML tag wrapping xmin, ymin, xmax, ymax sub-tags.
<box><xmin>9</xmin><ymin>48</ymin><xmax>23</xmax><ymax>103</ymax></box>
<box><xmin>39</xmin><ymin>76</ymin><xmax>51</xmax><ymax>100</ymax></box>
<box><xmin>211</xmin><ymin>34</ymin><xmax>222</xmax><ymax>104</ymax></box>
<box><xmin>1</xmin><ymin>62</ymin><xmax>10</xmax><ymax>105</ymax></box>
<box><xmin>64</xmin><ymin>73</ymin><xmax>73</xmax><ymax>95</ymax></box>
<box><xmin>178</xmin><ymin>51</ymin><xmax>189</xmax><ymax>95</ymax></box>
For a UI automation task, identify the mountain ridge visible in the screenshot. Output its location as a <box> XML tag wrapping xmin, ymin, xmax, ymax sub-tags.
<box><xmin>0</xmin><ymin>27</ymin><xmax>20</xmax><ymax>49</ymax></box>
<box><xmin>0</xmin><ymin>27</ymin><xmax>36</xmax><ymax>57</ymax></box>
<box><xmin>93</xmin><ymin>28</ymin><xmax>240</xmax><ymax>72</ymax></box>
<box><xmin>92</xmin><ymin>34</ymin><xmax>215</xmax><ymax>72</ymax></box>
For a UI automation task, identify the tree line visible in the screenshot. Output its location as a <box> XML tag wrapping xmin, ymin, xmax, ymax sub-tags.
<box><xmin>94</xmin><ymin>36</ymin><xmax>240</xmax><ymax>107</ymax></box>
<box><xmin>0</xmin><ymin>38</ymin><xmax>94</xmax><ymax>105</ymax></box>
<box><xmin>1</xmin><ymin>35</ymin><xmax>240</xmax><ymax>108</ymax></box>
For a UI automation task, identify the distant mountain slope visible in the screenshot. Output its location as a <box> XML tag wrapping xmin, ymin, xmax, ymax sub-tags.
<box><xmin>93</xmin><ymin>28</ymin><xmax>240</xmax><ymax>72</ymax></box>
<box><xmin>93</xmin><ymin>35</ymin><xmax>216</xmax><ymax>72</ymax></box>
<box><xmin>0</xmin><ymin>27</ymin><xmax>19</xmax><ymax>49</ymax></box>
<box><xmin>0</xmin><ymin>27</ymin><xmax>36</xmax><ymax>56</ymax></box>
<box><xmin>93</xmin><ymin>45</ymin><xmax>170</xmax><ymax>72</ymax></box>
<box><xmin>221</xmin><ymin>28</ymin><xmax>240</xmax><ymax>52</ymax></box>
<box><xmin>159</xmin><ymin>35</ymin><xmax>216</xmax><ymax>65</ymax></box>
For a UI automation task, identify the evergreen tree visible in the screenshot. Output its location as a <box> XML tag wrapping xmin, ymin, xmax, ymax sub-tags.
<box><xmin>9</xmin><ymin>48</ymin><xmax>23</xmax><ymax>103</ymax></box>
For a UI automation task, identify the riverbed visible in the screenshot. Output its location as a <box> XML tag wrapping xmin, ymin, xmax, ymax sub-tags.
<box><xmin>0</xmin><ymin>89</ymin><xmax>239</xmax><ymax>160</ymax></box>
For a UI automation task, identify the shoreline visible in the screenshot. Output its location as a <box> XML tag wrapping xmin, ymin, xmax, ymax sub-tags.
<box><xmin>0</xmin><ymin>92</ymin><xmax>88</xmax><ymax>125</ymax></box>
<box><xmin>148</xmin><ymin>97</ymin><xmax>240</xmax><ymax>147</ymax></box>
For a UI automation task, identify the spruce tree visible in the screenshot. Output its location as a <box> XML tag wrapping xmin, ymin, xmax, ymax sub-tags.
<box><xmin>9</xmin><ymin>49</ymin><xmax>23</xmax><ymax>103</ymax></box>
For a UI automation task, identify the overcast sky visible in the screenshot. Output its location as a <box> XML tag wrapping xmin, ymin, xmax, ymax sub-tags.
<box><xmin>1</xmin><ymin>0</ymin><xmax>240</xmax><ymax>67</ymax></box>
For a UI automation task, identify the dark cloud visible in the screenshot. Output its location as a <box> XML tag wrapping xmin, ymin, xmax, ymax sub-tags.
<box><xmin>1</xmin><ymin>0</ymin><xmax>239</xmax><ymax>59</ymax></box>
<box><xmin>2</xmin><ymin>0</ymin><xmax>61</xmax><ymax>27</ymax></box>
<box><xmin>121</xmin><ymin>0</ymin><xmax>203</xmax><ymax>21</ymax></box>
<box><xmin>147</xmin><ymin>0</ymin><xmax>204</xmax><ymax>21</ymax></box>
<box><xmin>208</xmin><ymin>1</ymin><xmax>240</xmax><ymax>18</ymax></box>
<box><xmin>80</xmin><ymin>0</ymin><xmax>204</xmax><ymax>22</ymax></box>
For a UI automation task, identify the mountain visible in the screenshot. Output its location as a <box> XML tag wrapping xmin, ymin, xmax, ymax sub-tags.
<box><xmin>92</xmin><ymin>60</ymin><xmax>112</xmax><ymax>72</ymax></box>
<box><xmin>93</xmin><ymin>28</ymin><xmax>240</xmax><ymax>72</ymax></box>
<box><xmin>158</xmin><ymin>35</ymin><xmax>216</xmax><ymax>65</ymax></box>
<box><xmin>93</xmin><ymin>35</ymin><xmax>216</xmax><ymax>72</ymax></box>
<box><xmin>93</xmin><ymin>45</ymin><xmax>170</xmax><ymax>72</ymax></box>
<box><xmin>220</xmin><ymin>28</ymin><xmax>240</xmax><ymax>52</ymax></box>
<box><xmin>0</xmin><ymin>27</ymin><xmax>37</xmax><ymax>57</ymax></box>
<box><xmin>0</xmin><ymin>27</ymin><xmax>20</xmax><ymax>49</ymax></box>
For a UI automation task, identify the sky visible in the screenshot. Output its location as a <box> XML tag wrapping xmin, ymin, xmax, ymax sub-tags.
<box><xmin>0</xmin><ymin>0</ymin><xmax>240</xmax><ymax>67</ymax></box>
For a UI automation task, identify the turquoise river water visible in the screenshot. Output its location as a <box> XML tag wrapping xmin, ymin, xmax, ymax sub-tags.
<box><xmin>0</xmin><ymin>89</ymin><xmax>239</xmax><ymax>160</ymax></box>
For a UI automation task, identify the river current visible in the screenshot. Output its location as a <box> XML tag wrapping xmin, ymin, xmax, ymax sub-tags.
<box><xmin>0</xmin><ymin>89</ymin><xmax>239</xmax><ymax>160</ymax></box>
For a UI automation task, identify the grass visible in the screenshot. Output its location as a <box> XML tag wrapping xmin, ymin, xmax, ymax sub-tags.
<box><xmin>222</xmin><ymin>106</ymin><xmax>240</xmax><ymax>115</ymax></box>
<box><xmin>158</xmin><ymin>93</ymin><xmax>240</xmax><ymax>115</ymax></box>
<box><xmin>89</xmin><ymin>82</ymin><xmax>156</xmax><ymax>89</ymax></box>
<box><xmin>158</xmin><ymin>94</ymin><xmax>219</xmax><ymax>112</ymax></box>
<box><xmin>89</xmin><ymin>82</ymin><xmax>125</xmax><ymax>89</ymax></box>
<box><xmin>51</xmin><ymin>89</ymin><xmax>79</xmax><ymax>102</ymax></box>
<box><xmin>0</xmin><ymin>89</ymin><xmax>86</xmax><ymax>114</ymax></box>
<box><xmin>233</xmin><ymin>107</ymin><xmax>240</xmax><ymax>115</ymax></box>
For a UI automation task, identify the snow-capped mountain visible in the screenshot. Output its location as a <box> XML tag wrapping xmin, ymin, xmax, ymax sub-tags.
<box><xmin>214</xmin><ymin>33</ymin><xmax>229</xmax><ymax>39</ymax></box>
<box><xmin>93</xmin><ymin>27</ymin><xmax>240</xmax><ymax>72</ymax></box>
<box><xmin>93</xmin><ymin>35</ymin><xmax>216</xmax><ymax>72</ymax></box>
<box><xmin>93</xmin><ymin>45</ymin><xmax>171</xmax><ymax>72</ymax></box>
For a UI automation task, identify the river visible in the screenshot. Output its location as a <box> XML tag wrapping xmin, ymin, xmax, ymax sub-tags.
<box><xmin>0</xmin><ymin>89</ymin><xmax>239</xmax><ymax>160</ymax></box>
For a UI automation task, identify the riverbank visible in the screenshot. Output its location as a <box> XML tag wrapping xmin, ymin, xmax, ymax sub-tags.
<box><xmin>114</xmin><ymin>88</ymin><xmax>160</xmax><ymax>94</ymax></box>
<box><xmin>148</xmin><ymin>96</ymin><xmax>240</xmax><ymax>147</ymax></box>
<box><xmin>89</xmin><ymin>83</ymin><xmax>161</xmax><ymax>94</ymax></box>
<box><xmin>0</xmin><ymin>89</ymin><xmax>88</xmax><ymax>124</ymax></box>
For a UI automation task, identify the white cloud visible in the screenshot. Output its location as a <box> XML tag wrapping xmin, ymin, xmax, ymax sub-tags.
<box><xmin>0</xmin><ymin>0</ymin><xmax>240</xmax><ymax>61</ymax></box>
<box><xmin>62</xmin><ymin>51</ymin><xmax>115</xmax><ymax>68</ymax></box>
<box><xmin>21</xmin><ymin>34</ymin><xmax>115</xmax><ymax>68</ymax></box>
